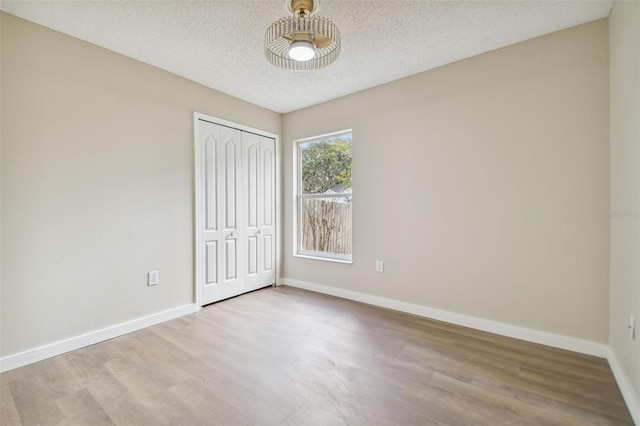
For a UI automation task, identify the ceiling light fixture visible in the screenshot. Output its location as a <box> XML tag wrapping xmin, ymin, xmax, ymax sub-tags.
<box><xmin>265</xmin><ymin>0</ymin><xmax>341</xmax><ymax>71</ymax></box>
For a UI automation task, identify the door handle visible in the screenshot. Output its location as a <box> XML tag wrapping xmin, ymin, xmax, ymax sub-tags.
<box><xmin>226</xmin><ymin>231</ymin><xmax>235</xmax><ymax>239</ymax></box>
<box><xmin>255</xmin><ymin>230</ymin><xmax>261</xmax><ymax>236</ymax></box>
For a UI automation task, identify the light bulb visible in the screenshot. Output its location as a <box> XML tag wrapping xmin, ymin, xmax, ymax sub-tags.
<box><xmin>288</xmin><ymin>40</ymin><xmax>315</xmax><ymax>61</ymax></box>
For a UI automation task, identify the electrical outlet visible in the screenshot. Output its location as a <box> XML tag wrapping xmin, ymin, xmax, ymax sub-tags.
<box><xmin>375</xmin><ymin>260</ymin><xmax>384</xmax><ymax>273</ymax></box>
<box><xmin>630</xmin><ymin>316</ymin><xmax>635</xmax><ymax>340</ymax></box>
<box><xmin>148</xmin><ymin>271</ymin><xmax>159</xmax><ymax>286</ymax></box>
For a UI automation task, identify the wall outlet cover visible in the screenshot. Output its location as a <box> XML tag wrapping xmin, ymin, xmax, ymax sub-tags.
<box><xmin>148</xmin><ymin>271</ymin><xmax>159</xmax><ymax>286</ymax></box>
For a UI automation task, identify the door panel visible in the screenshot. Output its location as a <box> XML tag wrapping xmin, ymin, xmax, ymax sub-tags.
<box><xmin>224</xmin><ymin>140</ymin><xmax>237</xmax><ymax>230</ymax></box>
<box><xmin>205</xmin><ymin>136</ymin><xmax>217</xmax><ymax>231</ymax></box>
<box><xmin>263</xmin><ymin>145</ymin><xmax>273</xmax><ymax>227</ymax></box>
<box><xmin>259</xmin><ymin>137</ymin><xmax>276</xmax><ymax>286</ymax></box>
<box><xmin>242</xmin><ymin>132</ymin><xmax>261</xmax><ymax>292</ymax></box>
<box><xmin>225</xmin><ymin>238</ymin><xmax>237</xmax><ymax>281</ymax></box>
<box><xmin>199</xmin><ymin>121</ymin><xmax>243</xmax><ymax>305</ymax></box>
<box><xmin>247</xmin><ymin>144</ymin><xmax>258</xmax><ymax>229</ymax></box>
<box><xmin>205</xmin><ymin>241</ymin><xmax>217</xmax><ymax>284</ymax></box>
<box><xmin>248</xmin><ymin>236</ymin><xmax>258</xmax><ymax>275</ymax></box>
<box><xmin>263</xmin><ymin>234</ymin><xmax>273</xmax><ymax>273</ymax></box>
<box><xmin>199</xmin><ymin>121</ymin><xmax>222</xmax><ymax>305</ymax></box>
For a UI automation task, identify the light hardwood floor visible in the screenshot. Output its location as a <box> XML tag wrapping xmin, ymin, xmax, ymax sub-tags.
<box><xmin>1</xmin><ymin>286</ymin><xmax>633</xmax><ymax>425</ymax></box>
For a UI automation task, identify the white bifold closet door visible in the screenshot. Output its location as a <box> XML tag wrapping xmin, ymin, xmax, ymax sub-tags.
<box><xmin>198</xmin><ymin>120</ymin><xmax>276</xmax><ymax>305</ymax></box>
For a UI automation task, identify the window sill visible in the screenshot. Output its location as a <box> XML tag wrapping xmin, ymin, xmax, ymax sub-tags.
<box><xmin>293</xmin><ymin>253</ymin><xmax>353</xmax><ymax>264</ymax></box>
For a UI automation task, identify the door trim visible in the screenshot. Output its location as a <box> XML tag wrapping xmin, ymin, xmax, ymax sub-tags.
<box><xmin>193</xmin><ymin>112</ymin><xmax>280</xmax><ymax>307</ymax></box>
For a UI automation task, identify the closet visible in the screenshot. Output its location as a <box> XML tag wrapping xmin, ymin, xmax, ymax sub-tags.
<box><xmin>195</xmin><ymin>116</ymin><xmax>277</xmax><ymax>305</ymax></box>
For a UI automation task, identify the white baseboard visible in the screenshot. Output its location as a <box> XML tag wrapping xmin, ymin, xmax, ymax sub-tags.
<box><xmin>607</xmin><ymin>349</ymin><xmax>640</xmax><ymax>425</ymax></box>
<box><xmin>0</xmin><ymin>303</ymin><xmax>198</xmax><ymax>372</ymax></box>
<box><xmin>281</xmin><ymin>278</ymin><xmax>608</xmax><ymax>358</ymax></box>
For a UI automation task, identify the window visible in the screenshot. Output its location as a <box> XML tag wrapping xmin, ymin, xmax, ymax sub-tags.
<box><xmin>294</xmin><ymin>130</ymin><xmax>352</xmax><ymax>262</ymax></box>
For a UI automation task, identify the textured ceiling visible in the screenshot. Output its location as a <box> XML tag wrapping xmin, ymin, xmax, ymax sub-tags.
<box><xmin>1</xmin><ymin>1</ymin><xmax>612</xmax><ymax>114</ymax></box>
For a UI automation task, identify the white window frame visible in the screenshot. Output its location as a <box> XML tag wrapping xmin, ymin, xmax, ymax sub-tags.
<box><xmin>293</xmin><ymin>130</ymin><xmax>353</xmax><ymax>264</ymax></box>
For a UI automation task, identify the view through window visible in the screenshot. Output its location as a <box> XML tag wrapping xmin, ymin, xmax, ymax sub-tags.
<box><xmin>295</xmin><ymin>131</ymin><xmax>352</xmax><ymax>261</ymax></box>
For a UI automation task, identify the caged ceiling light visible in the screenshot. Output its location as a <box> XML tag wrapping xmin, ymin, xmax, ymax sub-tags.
<box><xmin>265</xmin><ymin>0</ymin><xmax>341</xmax><ymax>71</ymax></box>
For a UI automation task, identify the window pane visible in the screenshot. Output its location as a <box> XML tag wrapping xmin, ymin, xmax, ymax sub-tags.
<box><xmin>300</xmin><ymin>135</ymin><xmax>352</xmax><ymax>195</ymax></box>
<box><xmin>300</xmin><ymin>196</ymin><xmax>352</xmax><ymax>256</ymax></box>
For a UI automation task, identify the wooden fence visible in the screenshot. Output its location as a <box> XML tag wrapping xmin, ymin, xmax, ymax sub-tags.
<box><xmin>301</xmin><ymin>198</ymin><xmax>352</xmax><ymax>255</ymax></box>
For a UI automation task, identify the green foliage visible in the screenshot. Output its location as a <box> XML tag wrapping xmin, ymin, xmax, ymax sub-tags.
<box><xmin>301</xmin><ymin>138</ymin><xmax>352</xmax><ymax>194</ymax></box>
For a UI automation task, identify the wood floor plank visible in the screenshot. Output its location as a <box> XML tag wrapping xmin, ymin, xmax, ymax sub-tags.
<box><xmin>167</xmin><ymin>379</ymin><xmax>250</xmax><ymax>425</ymax></box>
<box><xmin>7</xmin><ymin>377</ymin><xmax>65</xmax><ymax>425</ymax></box>
<box><xmin>98</xmin><ymin>391</ymin><xmax>164</xmax><ymax>426</ymax></box>
<box><xmin>0</xmin><ymin>285</ymin><xmax>633</xmax><ymax>425</ymax></box>
<box><xmin>0</xmin><ymin>381</ymin><xmax>21</xmax><ymax>425</ymax></box>
<box><xmin>56</xmin><ymin>388</ymin><xmax>115</xmax><ymax>426</ymax></box>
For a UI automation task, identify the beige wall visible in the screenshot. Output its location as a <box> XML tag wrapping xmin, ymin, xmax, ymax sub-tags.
<box><xmin>0</xmin><ymin>13</ymin><xmax>281</xmax><ymax>357</ymax></box>
<box><xmin>609</xmin><ymin>0</ymin><xmax>640</xmax><ymax>410</ymax></box>
<box><xmin>283</xmin><ymin>20</ymin><xmax>610</xmax><ymax>343</ymax></box>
